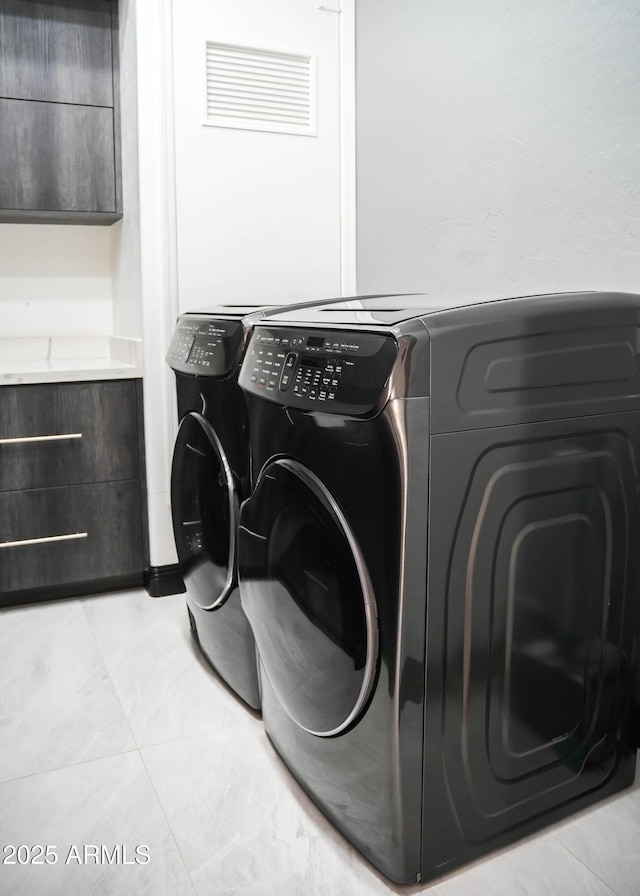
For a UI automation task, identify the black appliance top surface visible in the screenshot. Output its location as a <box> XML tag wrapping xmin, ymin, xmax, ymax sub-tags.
<box><xmin>238</xmin><ymin>290</ymin><xmax>640</xmax><ymax>421</ymax></box>
<box><xmin>258</xmin><ymin>291</ymin><xmax>640</xmax><ymax>328</ymax></box>
<box><xmin>180</xmin><ymin>293</ymin><xmax>383</xmax><ymax>320</ymax></box>
<box><xmin>181</xmin><ymin>304</ymin><xmax>271</xmax><ymax>319</ymax></box>
<box><xmin>253</xmin><ymin>293</ymin><xmax>445</xmax><ymax>326</ymax></box>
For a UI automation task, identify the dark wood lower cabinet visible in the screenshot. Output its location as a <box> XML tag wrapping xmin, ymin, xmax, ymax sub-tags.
<box><xmin>0</xmin><ymin>379</ymin><xmax>148</xmax><ymax>608</ymax></box>
<box><xmin>0</xmin><ymin>480</ymin><xmax>144</xmax><ymax>602</ymax></box>
<box><xmin>0</xmin><ymin>380</ymin><xmax>140</xmax><ymax>491</ymax></box>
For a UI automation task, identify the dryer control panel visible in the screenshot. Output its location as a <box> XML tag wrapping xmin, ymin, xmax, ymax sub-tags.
<box><xmin>239</xmin><ymin>327</ymin><xmax>398</xmax><ymax>415</ymax></box>
<box><xmin>166</xmin><ymin>316</ymin><xmax>245</xmax><ymax>376</ymax></box>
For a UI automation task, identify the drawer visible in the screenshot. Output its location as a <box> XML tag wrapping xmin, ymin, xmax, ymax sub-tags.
<box><xmin>0</xmin><ymin>381</ymin><xmax>140</xmax><ymax>491</ymax></box>
<box><xmin>0</xmin><ymin>480</ymin><xmax>143</xmax><ymax>597</ymax></box>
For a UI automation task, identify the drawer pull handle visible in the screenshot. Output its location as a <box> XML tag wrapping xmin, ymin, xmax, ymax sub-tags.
<box><xmin>0</xmin><ymin>532</ymin><xmax>88</xmax><ymax>549</ymax></box>
<box><xmin>0</xmin><ymin>433</ymin><xmax>83</xmax><ymax>446</ymax></box>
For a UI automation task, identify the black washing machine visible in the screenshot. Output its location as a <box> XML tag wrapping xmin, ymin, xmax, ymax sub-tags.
<box><xmin>237</xmin><ymin>292</ymin><xmax>640</xmax><ymax>882</ymax></box>
<box><xmin>166</xmin><ymin>298</ymin><xmax>368</xmax><ymax>709</ymax></box>
<box><xmin>167</xmin><ymin>305</ymin><xmax>267</xmax><ymax>709</ymax></box>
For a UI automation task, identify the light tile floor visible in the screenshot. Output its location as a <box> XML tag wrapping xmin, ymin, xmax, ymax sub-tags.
<box><xmin>0</xmin><ymin>589</ymin><xmax>638</xmax><ymax>895</ymax></box>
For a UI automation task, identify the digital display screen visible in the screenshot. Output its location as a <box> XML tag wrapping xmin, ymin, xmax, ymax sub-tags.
<box><xmin>306</xmin><ymin>336</ymin><xmax>324</xmax><ymax>348</ymax></box>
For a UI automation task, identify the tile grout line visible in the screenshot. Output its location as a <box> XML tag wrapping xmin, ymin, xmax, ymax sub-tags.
<box><xmin>79</xmin><ymin>591</ymin><xmax>198</xmax><ymax>893</ymax></box>
<box><xmin>1</xmin><ymin>594</ymin><xmax>138</xmax><ymax>787</ymax></box>
<box><xmin>137</xmin><ymin>746</ymin><xmax>199</xmax><ymax>896</ymax></box>
<box><xmin>78</xmin><ymin>589</ymin><xmax>201</xmax><ymax>895</ymax></box>
<box><xmin>554</xmin><ymin>840</ymin><xmax>624</xmax><ymax>896</ymax></box>
<box><xmin>78</xmin><ymin>590</ymin><xmax>258</xmax><ymax>752</ymax></box>
<box><xmin>0</xmin><ymin>747</ymin><xmax>142</xmax><ymax>787</ymax></box>
<box><xmin>78</xmin><ymin>592</ymin><xmax>140</xmax><ymax>752</ymax></box>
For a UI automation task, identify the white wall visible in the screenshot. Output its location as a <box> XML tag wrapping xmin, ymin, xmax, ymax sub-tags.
<box><xmin>171</xmin><ymin>0</ymin><xmax>343</xmax><ymax>312</ymax></box>
<box><xmin>0</xmin><ymin>224</ymin><xmax>113</xmax><ymax>337</ymax></box>
<box><xmin>355</xmin><ymin>0</ymin><xmax>640</xmax><ymax>298</ymax></box>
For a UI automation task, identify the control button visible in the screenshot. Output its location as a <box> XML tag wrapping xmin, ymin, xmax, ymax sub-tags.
<box><xmin>258</xmin><ymin>377</ymin><xmax>266</xmax><ymax>385</ymax></box>
<box><xmin>250</xmin><ymin>376</ymin><xmax>257</xmax><ymax>383</ymax></box>
<box><xmin>328</xmin><ymin>393</ymin><xmax>336</xmax><ymax>400</ymax></box>
<box><xmin>280</xmin><ymin>352</ymin><xmax>297</xmax><ymax>391</ymax></box>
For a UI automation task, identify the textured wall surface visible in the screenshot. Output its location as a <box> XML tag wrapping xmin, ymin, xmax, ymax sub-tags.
<box><xmin>0</xmin><ymin>223</ymin><xmax>112</xmax><ymax>337</ymax></box>
<box><xmin>355</xmin><ymin>0</ymin><xmax>640</xmax><ymax>298</ymax></box>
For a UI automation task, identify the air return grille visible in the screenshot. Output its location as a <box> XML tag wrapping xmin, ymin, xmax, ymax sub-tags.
<box><xmin>204</xmin><ymin>41</ymin><xmax>316</xmax><ymax>136</ymax></box>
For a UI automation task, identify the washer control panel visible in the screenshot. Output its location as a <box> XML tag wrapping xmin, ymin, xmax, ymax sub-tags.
<box><xmin>239</xmin><ymin>327</ymin><xmax>398</xmax><ymax>414</ymax></box>
<box><xmin>166</xmin><ymin>316</ymin><xmax>244</xmax><ymax>376</ymax></box>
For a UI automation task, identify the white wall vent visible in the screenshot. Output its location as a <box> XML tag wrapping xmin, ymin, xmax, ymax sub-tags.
<box><xmin>204</xmin><ymin>40</ymin><xmax>317</xmax><ymax>136</ymax></box>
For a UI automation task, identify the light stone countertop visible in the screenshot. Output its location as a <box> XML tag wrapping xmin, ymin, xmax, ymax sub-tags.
<box><xmin>0</xmin><ymin>335</ymin><xmax>143</xmax><ymax>385</ymax></box>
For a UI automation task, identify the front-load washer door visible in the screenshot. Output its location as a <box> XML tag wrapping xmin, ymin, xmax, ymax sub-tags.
<box><xmin>171</xmin><ymin>412</ymin><xmax>237</xmax><ymax>610</ymax></box>
<box><xmin>239</xmin><ymin>458</ymin><xmax>378</xmax><ymax>737</ymax></box>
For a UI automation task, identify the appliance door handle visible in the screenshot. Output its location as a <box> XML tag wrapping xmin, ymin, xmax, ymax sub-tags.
<box><xmin>0</xmin><ymin>433</ymin><xmax>83</xmax><ymax>445</ymax></box>
<box><xmin>0</xmin><ymin>532</ymin><xmax>88</xmax><ymax>549</ymax></box>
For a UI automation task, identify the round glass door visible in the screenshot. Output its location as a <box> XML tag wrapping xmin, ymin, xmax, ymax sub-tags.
<box><xmin>171</xmin><ymin>412</ymin><xmax>237</xmax><ymax>610</ymax></box>
<box><xmin>239</xmin><ymin>458</ymin><xmax>378</xmax><ymax>736</ymax></box>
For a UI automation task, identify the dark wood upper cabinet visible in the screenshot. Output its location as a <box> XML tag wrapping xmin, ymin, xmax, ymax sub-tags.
<box><xmin>0</xmin><ymin>98</ymin><xmax>116</xmax><ymax>213</ymax></box>
<box><xmin>0</xmin><ymin>0</ymin><xmax>113</xmax><ymax>106</ymax></box>
<box><xmin>0</xmin><ymin>0</ymin><xmax>122</xmax><ymax>224</ymax></box>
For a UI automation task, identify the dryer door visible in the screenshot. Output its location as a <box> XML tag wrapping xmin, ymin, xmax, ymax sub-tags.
<box><xmin>239</xmin><ymin>458</ymin><xmax>378</xmax><ymax>737</ymax></box>
<box><xmin>171</xmin><ymin>412</ymin><xmax>237</xmax><ymax>610</ymax></box>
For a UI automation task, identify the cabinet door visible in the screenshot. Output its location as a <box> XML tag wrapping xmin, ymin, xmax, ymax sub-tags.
<box><xmin>0</xmin><ymin>0</ymin><xmax>113</xmax><ymax>106</ymax></box>
<box><xmin>0</xmin><ymin>97</ymin><xmax>116</xmax><ymax>214</ymax></box>
<box><xmin>0</xmin><ymin>480</ymin><xmax>144</xmax><ymax>598</ymax></box>
<box><xmin>0</xmin><ymin>381</ymin><xmax>140</xmax><ymax>491</ymax></box>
